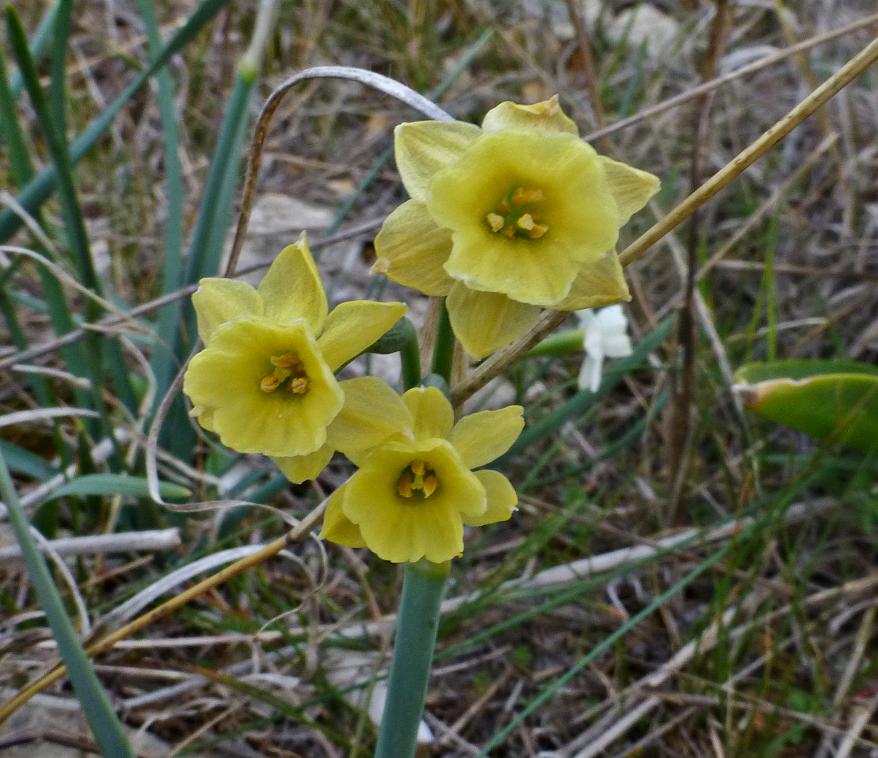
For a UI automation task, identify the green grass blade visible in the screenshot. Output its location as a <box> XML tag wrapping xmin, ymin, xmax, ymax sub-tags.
<box><xmin>0</xmin><ymin>46</ymin><xmax>35</xmax><ymax>182</ymax></box>
<box><xmin>136</xmin><ymin>0</ymin><xmax>184</xmax><ymax>301</ymax></box>
<box><xmin>0</xmin><ymin>451</ymin><xmax>135</xmax><ymax>757</ymax></box>
<box><xmin>0</xmin><ymin>440</ymin><xmax>59</xmax><ymax>480</ymax></box>
<box><xmin>48</xmin><ymin>0</ymin><xmax>69</xmax><ymax>143</ymax></box>
<box><xmin>0</xmin><ymin>0</ymin><xmax>230</xmax><ymax>243</ymax></box>
<box><xmin>6</xmin><ymin>0</ymin><xmax>59</xmax><ymax>98</ymax></box>
<box><xmin>45</xmin><ymin>473</ymin><xmax>191</xmax><ymax>502</ymax></box>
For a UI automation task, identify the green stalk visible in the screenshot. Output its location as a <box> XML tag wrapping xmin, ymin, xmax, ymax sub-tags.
<box><xmin>525</xmin><ymin>328</ymin><xmax>586</xmax><ymax>357</ymax></box>
<box><xmin>375</xmin><ymin>560</ymin><xmax>448</xmax><ymax>758</ymax></box>
<box><xmin>399</xmin><ymin>322</ymin><xmax>422</xmax><ymax>390</ymax></box>
<box><xmin>430</xmin><ymin>301</ymin><xmax>454</xmax><ymax>385</ymax></box>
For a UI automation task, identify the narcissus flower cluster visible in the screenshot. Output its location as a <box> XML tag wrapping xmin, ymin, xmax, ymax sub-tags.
<box><xmin>373</xmin><ymin>96</ymin><xmax>660</xmax><ymax>358</ymax></box>
<box><xmin>321</xmin><ymin>386</ymin><xmax>524</xmax><ymax>563</ymax></box>
<box><xmin>183</xmin><ymin>234</ymin><xmax>406</xmax><ymax>482</ymax></box>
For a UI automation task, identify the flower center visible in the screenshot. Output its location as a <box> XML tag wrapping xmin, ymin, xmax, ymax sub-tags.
<box><xmin>485</xmin><ymin>186</ymin><xmax>549</xmax><ymax>240</ymax></box>
<box><xmin>259</xmin><ymin>352</ymin><xmax>310</xmax><ymax>395</ymax></box>
<box><xmin>396</xmin><ymin>459</ymin><xmax>439</xmax><ymax>500</ymax></box>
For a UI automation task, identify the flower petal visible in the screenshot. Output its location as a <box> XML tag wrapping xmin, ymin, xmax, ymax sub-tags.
<box><xmin>192</xmin><ymin>278</ymin><xmax>263</xmax><ymax>343</ymax></box>
<box><xmin>326</xmin><ymin>377</ymin><xmax>413</xmax><ymax>457</ymax></box>
<box><xmin>554</xmin><ymin>251</ymin><xmax>631</xmax><ymax>311</ymax></box>
<box><xmin>273</xmin><ymin>444</ymin><xmax>334</xmax><ymax>484</ymax></box>
<box><xmin>182</xmin><ymin>318</ymin><xmax>343</xmax><ymax>457</ymax></box>
<box><xmin>599</xmin><ymin>156</ymin><xmax>660</xmax><ymax>225</ymax></box>
<box><xmin>446</xmin><ymin>283</ymin><xmax>541</xmax><ymax>358</ymax></box>
<box><xmin>401</xmin><ymin>387</ymin><xmax>454</xmax><ymax>441</ymax></box>
<box><xmin>448</xmin><ymin>405</ymin><xmax>524</xmax><ymax>468</ymax></box>
<box><xmin>317</xmin><ymin>300</ymin><xmax>407</xmax><ymax>371</ymax></box>
<box><xmin>464</xmin><ymin>470</ymin><xmax>518</xmax><ymax>526</ymax></box>
<box><xmin>372</xmin><ymin>200</ymin><xmax>454</xmax><ymax>295</ymax></box>
<box><xmin>394</xmin><ymin>120</ymin><xmax>482</xmax><ymax>202</ymax></box>
<box><xmin>320</xmin><ymin>483</ymin><xmax>367</xmax><ymax>548</ymax></box>
<box><xmin>481</xmin><ymin>95</ymin><xmax>579</xmax><ymax>136</ymax></box>
<box><xmin>443</xmin><ymin>233</ymin><xmax>579</xmax><ymax>306</ymax></box>
<box><xmin>577</xmin><ymin>354</ymin><xmax>602</xmax><ymax>392</ymax></box>
<box><xmin>257</xmin><ymin>234</ymin><xmax>328</xmax><ymax>335</ymax></box>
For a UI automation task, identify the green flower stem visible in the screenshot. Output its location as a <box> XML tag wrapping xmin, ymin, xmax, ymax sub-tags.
<box><xmin>399</xmin><ymin>321</ymin><xmax>422</xmax><ymax>391</ymax></box>
<box><xmin>525</xmin><ymin>328</ymin><xmax>586</xmax><ymax>358</ymax></box>
<box><xmin>375</xmin><ymin>560</ymin><xmax>448</xmax><ymax>758</ymax></box>
<box><xmin>430</xmin><ymin>300</ymin><xmax>454</xmax><ymax>386</ymax></box>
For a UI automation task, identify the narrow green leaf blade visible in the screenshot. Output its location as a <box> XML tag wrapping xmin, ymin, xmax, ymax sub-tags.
<box><xmin>46</xmin><ymin>473</ymin><xmax>191</xmax><ymax>502</ymax></box>
<box><xmin>736</xmin><ymin>362</ymin><xmax>878</xmax><ymax>452</ymax></box>
<box><xmin>0</xmin><ymin>452</ymin><xmax>135</xmax><ymax>757</ymax></box>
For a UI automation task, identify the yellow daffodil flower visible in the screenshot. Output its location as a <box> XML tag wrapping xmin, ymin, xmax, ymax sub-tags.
<box><xmin>320</xmin><ymin>385</ymin><xmax>524</xmax><ymax>563</ymax></box>
<box><xmin>183</xmin><ymin>234</ymin><xmax>407</xmax><ymax>481</ymax></box>
<box><xmin>372</xmin><ymin>96</ymin><xmax>660</xmax><ymax>358</ymax></box>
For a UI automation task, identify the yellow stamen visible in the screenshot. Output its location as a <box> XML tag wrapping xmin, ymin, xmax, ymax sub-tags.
<box><xmin>422</xmin><ymin>474</ymin><xmax>438</xmax><ymax>497</ymax></box>
<box><xmin>396</xmin><ymin>460</ymin><xmax>440</xmax><ymax>500</ymax></box>
<box><xmin>486</xmin><ymin>185</ymin><xmax>548</xmax><ymax>239</ymax></box>
<box><xmin>516</xmin><ymin>213</ymin><xmax>535</xmax><ymax>231</ymax></box>
<box><xmin>261</xmin><ymin>351</ymin><xmax>310</xmax><ymax>395</ymax></box>
<box><xmin>289</xmin><ymin>376</ymin><xmax>310</xmax><ymax>394</ymax></box>
<box><xmin>271</xmin><ymin>353</ymin><xmax>301</xmax><ymax>369</ymax></box>
<box><xmin>486</xmin><ymin>212</ymin><xmax>504</xmax><ymax>232</ymax></box>
<box><xmin>527</xmin><ymin>223</ymin><xmax>549</xmax><ymax>239</ymax></box>
<box><xmin>511</xmin><ymin>187</ymin><xmax>543</xmax><ymax>206</ymax></box>
<box><xmin>397</xmin><ymin>473</ymin><xmax>414</xmax><ymax>498</ymax></box>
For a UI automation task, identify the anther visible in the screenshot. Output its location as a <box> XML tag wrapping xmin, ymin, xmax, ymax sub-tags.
<box><xmin>516</xmin><ymin>213</ymin><xmax>535</xmax><ymax>231</ymax></box>
<box><xmin>410</xmin><ymin>460</ymin><xmax>426</xmax><ymax>476</ymax></box>
<box><xmin>271</xmin><ymin>353</ymin><xmax>301</xmax><ymax>369</ymax></box>
<box><xmin>486</xmin><ymin>212</ymin><xmax>504</xmax><ymax>232</ymax></box>
<box><xmin>260</xmin><ymin>375</ymin><xmax>282</xmax><ymax>393</ymax></box>
<box><xmin>397</xmin><ymin>473</ymin><xmax>414</xmax><ymax>498</ymax></box>
<box><xmin>422</xmin><ymin>474</ymin><xmax>438</xmax><ymax>497</ymax></box>
<box><xmin>511</xmin><ymin>187</ymin><xmax>543</xmax><ymax>206</ymax></box>
<box><xmin>289</xmin><ymin>377</ymin><xmax>310</xmax><ymax>394</ymax></box>
<box><xmin>527</xmin><ymin>223</ymin><xmax>549</xmax><ymax>239</ymax></box>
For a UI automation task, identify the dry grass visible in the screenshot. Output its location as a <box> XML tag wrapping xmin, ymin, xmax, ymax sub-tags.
<box><xmin>1</xmin><ymin>1</ymin><xmax>878</xmax><ymax>756</ymax></box>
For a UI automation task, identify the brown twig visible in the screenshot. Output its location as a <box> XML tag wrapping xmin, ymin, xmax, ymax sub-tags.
<box><xmin>668</xmin><ymin>0</ymin><xmax>732</xmax><ymax>523</ymax></box>
<box><xmin>563</xmin><ymin>0</ymin><xmax>608</xmax><ymax>142</ymax></box>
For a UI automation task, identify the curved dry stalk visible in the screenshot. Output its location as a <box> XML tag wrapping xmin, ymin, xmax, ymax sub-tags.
<box><xmin>451</xmin><ymin>35</ymin><xmax>878</xmax><ymax>406</ymax></box>
<box><xmin>224</xmin><ymin>66</ymin><xmax>453</xmax><ymax>278</ymax></box>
